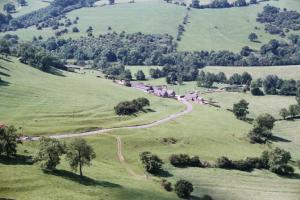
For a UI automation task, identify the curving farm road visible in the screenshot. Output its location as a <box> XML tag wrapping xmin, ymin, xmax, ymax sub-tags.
<box><xmin>24</xmin><ymin>99</ymin><xmax>193</xmax><ymax>179</ymax></box>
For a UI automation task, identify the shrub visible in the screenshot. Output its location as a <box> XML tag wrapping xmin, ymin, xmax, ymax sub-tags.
<box><xmin>297</xmin><ymin>160</ymin><xmax>300</xmax><ymax>169</ymax></box>
<box><xmin>174</xmin><ymin>180</ymin><xmax>194</xmax><ymax>198</ymax></box>
<box><xmin>251</xmin><ymin>87</ymin><xmax>264</xmax><ymax>96</ymax></box>
<box><xmin>114</xmin><ymin>101</ymin><xmax>138</xmax><ymax>115</ymax></box>
<box><xmin>216</xmin><ymin>156</ymin><xmax>234</xmax><ymax>169</ymax></box>
<box><xmin>114</xmin><ymin>98</ymin><xmax>150</xmax><ymax>115</ymax></box>
<box><xmin>169</xmin><ymin>154</ymin><xmax>191</xmax><ymax>168</ymax></box>
<box><xmin>161</xmin><ymin>179</ymin><xmax>172</xmax><ymax>191</ymax></box>
<box><xmin>139</xmin><ymin>151</ymin><xmax>163</xmax><ymax>174</ymax></box>
<box><xmin>72</xmin><ymin>27</ymin><xmax>79</xmax><ymax>32</ymax></box>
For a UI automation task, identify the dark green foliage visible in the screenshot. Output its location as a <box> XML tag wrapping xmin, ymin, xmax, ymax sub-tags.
<box><xmin>288</xmin><ymin>104</ymin><xmax>300</xmax><ymax>118</ymax></box>
<box><xmin>66</xmin><ymin>138</ymin><xmax>96</xmax><ymax>177</ymax></box>
<box><xmin>248</xmin><ymin>33</ymin><xmax>258</xmax><ymax>42</ymax></box>
<box><xmin>149</xmin><ymin>68</ymin><xmax>165</xmax><ymax>79</ymax></box>
<box><xmin>279</xmin><ymin>108</ymin><xmax>289</xmax><ymax>120</ymax></box>
<box><xmin>0</xmin><ymin>125</ymin><xmax>18</xmax><ymax>158</ymax></box>
<box><xmin>161</xmin><ymin>179</ymin><xmax>173</xmax><ymax>191</ymax></box>
<box><xmin>174</xmin><ymin>180</ymin><xmax>194</xmax><ymax>198</ymax></box>
<box><xmin>262</xmin><ymin>75</ymin><xmax>280</xmax><ymax>95</ymax></box>
<box><xmin>216</xmin><ymin>156</ymin><xmax>234</xmax><ymax>169</ymax></box>
<box><xmin>197</xmin><ymin>71</ymin><xmax>215</xmax><ymax>88</ymax></box>
<box><xmin>169</xmin><ymin>154</ymin><xmax>193</xmax><ymax>168</ymax></box>
<box><xmin>251</xmin><ymin>87</ymin><xmax>264</xmax><ymax>96</ymax></box>
<box><xmin>72</xmin><ymin>27</ymin><xmax>79</xmax><ymax>33</ymax></box>
<box><xmin>35</xmin><ymin>137</ymin><xmax>66</xmax><ymax>171</ymax></box>
<box><xmin>3</xmin><ymin>3</ymin><xmax>16</xmax><ymax>13</ymax></box>
<box><xmin>248</xmin><ymin>125</ymin><xmax>272</xmax><ymax>144</ymax></box>
<box><xmin>234</xmin><ymin>0</ymin><xmax>247</xmax><ymax>7</ymax></box>
<box><xmin>232</xmin><ymin>99</ymin><xmax>249</xmax><ymax>120</ymax></box>
<box><xmin>139</xmin><ymin>151</ymin><xmax>163</xmax><ymax>174</ymax></box>
<box><xmin>208</xmin><ymin>0</ymin><xmax>231</xmax><ymax>8</ymax></box>
<box><xmin>135</xmin><ymin>70</ymin><xmax>146</xmax><ymax>80</ymax></box>
<box><xmin>263</xmin><ymin>148</ymin><xmax>294</xmax><ymax>176</ymax></box>
<box><xmin>114</xmin><ymin>98</ymin><xmax>150</xmax><ymax>115</ymax></box>
<box><xmin>255</xmin><ymin>113</ymin><xmax>276</xmax><ymax>130</ymax></box>
<box><xmin>257</xmin><ymin>5</ymin><xmax>300</xmax><ymax>35</ymax></box>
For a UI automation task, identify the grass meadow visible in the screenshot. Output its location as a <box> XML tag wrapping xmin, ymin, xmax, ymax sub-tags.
<box><xmin>118</xmin><ymin>105</ymin><xmax>300</xmax><ymax>200</ymax></box>
<box><xmin>178</xmin><ymin>0</ymin><xmax>300</xmax><ymax>52</ymax></box>
<box><xmin>0</xmin><ymin>57</ymin><xmax>184</xmax><ymax>135</ymax></box>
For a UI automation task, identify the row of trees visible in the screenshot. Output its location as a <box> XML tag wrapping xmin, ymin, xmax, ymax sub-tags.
<box><xmin>197</xmin><ymin>71</ymin><xmax>252</xmax><ymax>88</ymax></box>
<box><xmin>187</xmin><ymin>0</ymin><xmax>258</xmax><ymax>9</ymax></box>
<box><xmin>216</xmin><ymin>147</ymin><xmax>294</xmax><ymax>175</ymax></box>
<box><xmin>35</xmin><ymin>137</ymin><xmax>95</xmax><ymax>177</ymax></box>
<box><xmin>139</xmin><ymin>151</ymin><xmax>194</xmax><ymax>198</ymax></box>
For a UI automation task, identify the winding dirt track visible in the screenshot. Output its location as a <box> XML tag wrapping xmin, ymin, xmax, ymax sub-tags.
<box><xmin>26</xmin><ymin>99</ymin><xmax>193</xmax><ymax>179</ymax></box>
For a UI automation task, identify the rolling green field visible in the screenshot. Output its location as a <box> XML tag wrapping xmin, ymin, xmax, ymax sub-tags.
<box><xmin>12</xmin><ymin>0</ymin><xmax>50</xmax><ymax>17</ymax></box>
<box><xmin>178</xmin><ymin>0</ymin><xmax>300</xmax><ymax>52</ymax></box>
<box><xmin>1</xmin><ymin>104</ymin><xmax>299</xmax><ymax>200</ymax></box>
<box><xmin>204</xmin><ymin>65</ymin><xmax>300</xmax><ymax>80</ymax></box>
<box><xmin>0</xmin><ymin>136</ymin><xmax>179</xmax><ymax>200</ymax></box>
<box><xmin>119</xmin><ymin>105</ymin><xmax>300</xmax><ymax>200</ymax></box>
<box><xmin>1</xmin><ymin>1</ymin><xmax>186</xmax><ymax>41</ymax></box>
<box><xmin>0</xmin><ymin>57</ymin><xmax>183</xmax><ymax>135</ymax></box>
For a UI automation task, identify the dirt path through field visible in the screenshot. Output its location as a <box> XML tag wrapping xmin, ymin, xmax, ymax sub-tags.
<box><xmin>24</xmin><ymin>99</ymin><xmax>193</xmax><ymax>178</ymax></box>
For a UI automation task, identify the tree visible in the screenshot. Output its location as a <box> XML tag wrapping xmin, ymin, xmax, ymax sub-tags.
<box><xmin>265</xmin><ymin>147</ymin><xmax>294</xmax><ymax>175</ymax></box>
<box><xmin>248</xmin><ymin>125</ymin><xmax>272</xmax><ymax>143</ymax></box>
<box><xmin>191</xmin><ymin>0</ymin><xmax>200</xmax><ymax>8</ymax></box>
<box><xmin>109</xmin><ymin>0</ymin><xmax>115</xmax><ymax>5</ymax></box>
<box><xmin>234</xmin><ymin>0</ymin><xmax>247</xmax><ymax>7</ymax></box>
<box><xmin>35</xmin><ymin>137</ymin><xmax>66</xmax><ymax>171</ymax></box>
<box><xmin>174</xmin><ymin>180</ymin><xmax>194</xmax><ymax>198</ymax></box>
<box><xmin>0</xmin><ymin>125</ymin><xmax>18</xmax><ymax>158</ymax></box>
<box><xmin>251</xmin><ymin>87</ymin><xmax>264</xmax><ymax>96</ymax></box>
<box><xmin>66</xmin><ymin>138</ymin><xmax>96</xmax><ymax>177</ymax></box>
<box><xmin>216</xmin><ymin>72</ymin><xmax>227</xmax><ymax>83</ymax></box>
<box><xmin>263</xmin><ymin>75</ymin><xmax>280</xmax><ymax>95</ymax></box>
<box><xmin>3</xmin><ymin>3</ymin><xmax>16</xmax><ymax>13</ymax></box>
<box><xmin>255</xmin><ymin>113</ymin><xmax>276</xmax><ymax>130</ymax></box>
<box><xmin>134</xmin><ymin>97</ymin><xmax>150</xmax><ymax>109</ymax></box>
<box><xmin>135</xmin><ymin>70</ymin><xmax>146</xmax><ymax>80</ymax></box>
<box><xmin>232</xmin><ymin>99</ymin><xmax>249</xmax><ymax>120</ymax></box>
<box><xmin>0</xmin><ymin>40</ymin><xmax>10</xmax><ymax>56</ymax></box>
<box><xmin>248</xmin><ymin>33</ymin><xmax>258</xmax><ymax>42</ymax></box>
<box><xmin>279</xmin><ymin>108</ymin><xmax>289</xmax><ymax>120</ymax></box>
<box><xmin>241</xmin><ymin>72</ymin><xmax>252</xmax><ymax>85</ymax></box>
<box><xmin>139</xmin><ymin>151</ymin><xmax>163</xmax><ymax>174</ymax></box>
<box><xmin>288</xmin><ymin>104</ymin><xmax>300</xmax><ymax>118</ymax></box>
<box><xmin>72</xmin><ymin>27</ymin><xmax>79</xmax><ymax>33</ymax></box>
<box><xmin>250</xmin><ymin>0</ymin><xmax>257</xmax><ymax>4</ymax></box>
<box><xmin>228</xmin><ymin>73</ymin><xmax>243</xmax><ymax>85</ymax></box>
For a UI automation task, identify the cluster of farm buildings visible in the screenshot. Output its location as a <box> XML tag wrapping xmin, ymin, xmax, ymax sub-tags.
<box><xmin>115</xmin><ymin>80</ymin><xmax>209</xmax><ymax>104</ymax></box>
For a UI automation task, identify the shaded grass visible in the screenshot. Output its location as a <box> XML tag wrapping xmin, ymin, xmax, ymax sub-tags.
<box><xmin>0</xmin><ymin>57</ymin><xmax>183</xmax><ymax>135</ymax></box>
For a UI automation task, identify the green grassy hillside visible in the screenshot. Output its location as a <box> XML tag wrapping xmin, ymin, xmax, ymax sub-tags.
<box><xmin>0</xmin><ymin>57</ymin><xmax>183</xmax><ymax>135</ymax></box>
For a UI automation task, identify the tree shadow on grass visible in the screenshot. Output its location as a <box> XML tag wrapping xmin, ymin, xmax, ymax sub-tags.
<box><xmin>0</xmin><ymin>65</ymin><xmax>10</xmax><ymax>71</ymax></box>
<box><xmin>46</xmin><ymin>67</ymin><xmax>66</xmax><ymax>77</ymax></box>
<box><xmin>0</xmin><ymin>57</ymin><xmax>12</xmax><ymax>62</ymax></box>
<box><xmin>0</xmin><ymin>71</ymin><xmax>10</xmax><ymax>77</ymax></box>
<box><xmin>142</xmin><ymin>108</ymin><xmax>156</xmax><ymax>113</ymax></box>
<box><xmin>0</xmin><ymin>79</ymin><xmax>10</xmax><ymax>87</ymax></box>
<box><xmin>270</xmin><ymin>135</ymin><xmax>291</xmax><ymax>143</ymax></box>
<box><xmin>191</xmin><ymin>195</ymin><xmax>215</xmax><ymax>200</ymax></box>
<box><xmin>49</xmin><ymin>169</ymin><xmax>122</xmax><ymax>188</ymax></box>
<box><xmin>0</xmin><ymin>155</ymin><xmax>33</xmax><ymax>165</ymax></box>
<box><xmin>279</xmin><ymin>173</ymin><xmax>300</xmax><ymax>180</ymax></box>
<box><xmin>155</xmin><ymin>169</ymin><xmax>173</xmax><ymax>178</ymax></box>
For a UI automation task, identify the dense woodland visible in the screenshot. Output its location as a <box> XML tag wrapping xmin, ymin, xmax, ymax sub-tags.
<box><xmin>257</xmin><ymin>5</ymin><xmax>300</xmax><ymax>36</ymax></box>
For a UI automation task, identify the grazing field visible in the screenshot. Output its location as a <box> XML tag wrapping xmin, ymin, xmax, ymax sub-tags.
<box><xmin>119</xmin><ymin>105</ymin><xmax>300</xmax><ymax>200</ymax></box>
<box><xmin>0</xmin><ymin>57</ymin><xmax>184</xmax><ymax>135</ymax></box>
<box><xmin>0</xmin><ymin>136</ymin><xmax>179</xmax><ymax>200</ymax></box>
<box><xmin>204</xmin><ymin>65</ymin><xmax>300</xmax><ymax>80</ymax></box>
<box><xmin>201</xmin><ymin>91</ymin><xmax>297</xmax><ymax>119</ymax></box>
<box><xmin>274</xmin><ymin>119</ymin><xmax>300</xmax><ymax>158</ymax></box>
<box><xmin>12</xmin><ymin>0</ymin><xmax>50</xmax><ymax>17</ymax></box>
<box><xmin>178</xmin><ymin>0</ymin><xmax>300</xmax><ymax>52</ymax></box>
<box><xmin>1</xmin><ymin>1</ymin><xmax>186</xmax><ymax>41</ymax></box>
